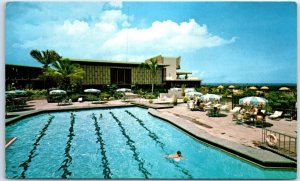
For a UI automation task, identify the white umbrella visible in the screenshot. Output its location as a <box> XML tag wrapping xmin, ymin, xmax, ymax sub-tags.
<box><xmin>185</xmin><ymin>91</ymin><xmax>202</xmax><ymax>97</ymax></box>
<box><xmin>84</xmin><ymin>88</ymin><xmax>101</xmax><ymax>94</ymax></box>
<box><xmin>49</xmin><ymin>90</ymin><xmax>66</xmax><ymax>95</ymax></box>
<box><xmin>239</xmin><ymin>96</ymin><xmax>268</xmax><ymax>106</ymax></box>
<box><xmin>200</xmin><ymin>94</ymin><xmax>222</xmax><ymax>102</ymax></box>
<box><xmin>116</xmin><ymin>88</ymin><xmax>131</xmax><ymax>92</ymax></box>
<box><xmin>5</xmin><ymin>90</ymin><xmax>27</xmax><ymax>95</ymax></box>
<box><xmin>170</xmin><ymin>88</ymin><xmax>182</xmax><ymax>91</ymax></box>
<box><xmin>184</xmin><ymin>88</ymin><xmax>195</xmax><ymax>93</ymax></box>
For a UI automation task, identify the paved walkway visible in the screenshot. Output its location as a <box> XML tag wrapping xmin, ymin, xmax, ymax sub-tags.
<box><xmin>157</xmin><ymin>104</ymin><xmax>297</xmax><ymax>148</ymax></box>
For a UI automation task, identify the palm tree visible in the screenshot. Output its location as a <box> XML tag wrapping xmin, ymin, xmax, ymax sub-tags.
<box><xmin>30</xmin><ymin>50</ymin><xmax>62</xmax><ymax>68</ymax></box>
<box><xmin>30</xmin><ymin>49</ymin><xmax>62</xmax><ymax>91</ymax></box>
<box><xmin>51</xmin><ymin>58</ymin><xmax>85</xmax><ymax>91</ymax></box>
<box><xmin>140</xmin><ymin>58</ymin><xmax>159</xmax><ymax>93</ymax></box>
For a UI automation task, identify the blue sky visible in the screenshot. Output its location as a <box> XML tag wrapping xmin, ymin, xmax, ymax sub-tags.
<box><xmin>5</xmin><ymin>1</ymin><xmax>297</xmax><ymax>83</ymax></box>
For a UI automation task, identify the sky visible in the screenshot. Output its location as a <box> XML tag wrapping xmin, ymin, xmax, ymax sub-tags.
<box><xmin>5</xmin><ymin>1</ymin><xmax>297</xmax><ymax>84</ymax></box>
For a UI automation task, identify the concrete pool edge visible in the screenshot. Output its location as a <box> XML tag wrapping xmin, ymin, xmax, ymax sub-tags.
<box><xmin>5</xmin><ymin>104</ymin><xmax>135</xmax><ymax>126</ymax></box>
<box><xmin>148</xmin><ymin>108</ymin><xmax>297</xmax><ymax>169</ymax></box>
<box><xmin>5</xmin><ymin>104</ymin><xmax>297</xmax><ymax>169</ymax></box>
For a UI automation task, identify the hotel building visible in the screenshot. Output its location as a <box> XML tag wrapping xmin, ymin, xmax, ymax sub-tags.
<box><xmin>6</xmin><ymin>55</ymin><xmax>201</xmax><ymax>89</ymax></box>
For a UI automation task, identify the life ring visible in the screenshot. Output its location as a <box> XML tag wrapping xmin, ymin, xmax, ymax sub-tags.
<box><xmin>266</xmin><ymin>134</ymin><xmax>277</xmax><ymax>147</ymax></box>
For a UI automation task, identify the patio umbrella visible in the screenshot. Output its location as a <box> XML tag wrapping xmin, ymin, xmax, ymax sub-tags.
<box><xmin>185</xmin><ymin>88</ymin><xmax>195</xmax><ymax>93</ymax></box>
<box><xmin>260</xmin><ymin>86</ymin><xmax>269</xmax><ymax>90</ymax></box>
<box><xmin>200</xmin><ymin>94</ymin><xmax>222</xmax><ymax>102</ymax></box>
<box><xmin>49</xmin><ymin>90</ymin><xmax>66</xmax><ymax>95</ymax></box>
<box><xmin>84</xmin><ymin>88</ymin><xmax>101</xmax><ymax>94</ymax></box>
<box><xmin>116</xmin><ymin>88</ymin><xmax>131</xmax><ymax>92</ymax></box>
<box><xmin>217</xmin><ymin>85</ymin><xmax>224</xmax><ymax>89</ymax></box>
<box><xmin>249</xmin><ymin>86</ymin><xmax>257</xmax><ymax>90</ymax></box>
<box><xmin>228</xmin><ymin>85</ymin><xmax>235</xmax><ymax>89</ymax></box>
<box><xmin>239</xmin><ymin>96</ymin><xmax>268</xmax><ymax>106</ymax></box>
<box><xmin>185</xmin><ymin>91</ymin><xmax>202</xmax><ymax>97</ymax></box>
<box><xmin>170</xmin><ymin>88</ymin><xmax>181</xmax><ymax>91</ymax></box>
<box><xmin>5</xmin><ymin>90</ymin><xmax>27</xmax><ymax>95</ymax></box>
<box><xmin>279</xmin><ymin>87</ymin><xmax>290</xmax><ymax>91</ymax></box>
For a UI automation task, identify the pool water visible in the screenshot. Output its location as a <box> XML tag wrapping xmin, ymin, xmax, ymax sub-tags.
<box><xmin>6</xmin><ymin>107</ymin><xmax>296</xmax><ymax>179</ymax></box>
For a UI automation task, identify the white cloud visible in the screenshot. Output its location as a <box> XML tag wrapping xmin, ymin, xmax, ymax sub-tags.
<box><xmin>14</xmin><ymin>9</ymin><xmax>235</xmax><ymax>62</ymax></box>
<box><xmin>61</xmin><ymin>20</ymin><xmax>89</xmax><ymax>35</ymax></box>
<box><xmin>109</xmin><ymin>0</ymin><xmax>123</xmax><ymax>9</ymax></box>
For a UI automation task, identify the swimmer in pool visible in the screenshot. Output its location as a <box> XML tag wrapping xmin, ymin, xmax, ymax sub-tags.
<box><xmin>165</xmin><ymin>151</ymin><xmax>185</xmax><ymax>160</ymax></box>
<box><xmin>99</xmin><ymin>113</ymin><xmax>103</xmax><ymax>118</ymax></box>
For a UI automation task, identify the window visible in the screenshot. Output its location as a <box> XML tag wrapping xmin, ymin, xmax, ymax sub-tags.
<box><xmin>110</xmin><ymin>68</ymin><xmax>131</xmax><ymax>85</ymax></box>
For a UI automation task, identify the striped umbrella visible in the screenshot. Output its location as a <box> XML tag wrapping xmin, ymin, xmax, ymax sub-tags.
<box><xmin>200</xmin><ymin>94</ymin><xmax>222</xmax><ymax>102</ymax></box>
<box><xmin>239</xmin><ymin>96</ymin><xmax>268</xmax><ymax>106</ymax></box>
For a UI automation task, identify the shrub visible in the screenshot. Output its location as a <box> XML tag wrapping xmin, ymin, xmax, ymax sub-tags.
<box><xmin>69</xmin><ymin>93</ymin><xmax>81</xmax><ymax>101</ymax></box>
<box><xmin>183</xmin><ymin>96</ymin><xmax>189</xmax><ymax>103</ymax></box>
<box><xmin>26</xmin><ymin>89</ymin><xmax>48</xmax><ymax>99</ymax></box>
<box><xmin>144</xmin><ymin>93</ymin><xmax>156</xmax><ymax>99</ymax></box>
<box><xmin>100</xmin><ymin>92</ymin><xmax>110</xmax><ymax>100</ymax></box>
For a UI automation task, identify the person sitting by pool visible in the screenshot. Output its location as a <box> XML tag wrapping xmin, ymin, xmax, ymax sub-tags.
<box><xmin>256</xmin><ymin>109</ymin><xmax>265</xmax><ymax>121</ymax></box>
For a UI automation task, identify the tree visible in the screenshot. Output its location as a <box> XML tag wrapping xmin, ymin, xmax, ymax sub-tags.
<box><xmin>30</xmin><ymin>50</ymin><xmax>62</xmax><ymax>68</ymax></box>
<box><xmin>30</xmin><ymin>49</ymin><xmax>62</xmax><ymax>91</ymax></box>
<box><xmin>50</xmin><ymin>58</ymin><xmax>85</xmax><ymax>91</ymax></box>
<box><xmin>140</xmin><ymin>58</ymin><xmax>159</xmax><ymax>93</ymax></box>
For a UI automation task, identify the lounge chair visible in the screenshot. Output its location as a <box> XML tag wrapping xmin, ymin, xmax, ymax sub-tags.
<box><xmin>58</xmin><ymin>99</ymin><xmax>72</xmax><ymax>106</ymax></box>
<box><xmin>269</xmin><ymin>111</ymin><xmax>283</xmax><ymax>120</ymax></box>
<box><xmin>92</xmin><ymin>100</ymin><xmax>108</xmax><ymax>104</ymax></box>
<box><xmin>205</xmin><ymin>102</ymin><xmax>212</xmax><ymax>107</ymax></box>
<box><xmin>220</xmin><ymin>105</ymin><xmax>229</xmax><ymax>112</ymax></box>
<box><xmin>230</xmin><ymin>107</ymin><xmax>241</xmax><ymax>113</ymax></box>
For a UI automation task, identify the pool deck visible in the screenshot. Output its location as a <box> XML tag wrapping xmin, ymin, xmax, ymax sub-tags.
<box><xmin>5</xmin><ymin>99</ymin><xmax>297</xmax><ymax>168</ymax></box>
<box><xmin>149</xmin><ymin>108</ymin><xmax>296</xmax><ymax>168</ymax></box>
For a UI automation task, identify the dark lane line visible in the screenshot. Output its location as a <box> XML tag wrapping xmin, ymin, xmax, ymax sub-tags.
<box><xmin>125</xmin><ymin>110</ymin><xmax>193</xmax><ymax>179</ymax></box>
<box><xmin>91</xmin><ymin>113</ymin><xmax>112</xmax><ymax>178</ymax></box>
<box><xmin>109</xmin><ymin>112</ymin><xmax>151</xmax><ymax>179</ymax></box>
<box><xmin>125</xmin><ymin>110</ymin><xmax>164</xmax><ymax>148</ymax></box>
<box><xmin>19</xmin><ymin>114</ymin><xmax>55</xmax><ymax>178</ymax></box>
<box><xmin>58</xmin><ymin>112</ymin><xmax>76</xmax><ymax>179</ymax></box>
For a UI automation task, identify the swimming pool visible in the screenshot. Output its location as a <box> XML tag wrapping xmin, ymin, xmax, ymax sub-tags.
<box><xmin>6</xmin><ymin>107</ymin><xmax>296</xmax><ymax>179</ymax></box>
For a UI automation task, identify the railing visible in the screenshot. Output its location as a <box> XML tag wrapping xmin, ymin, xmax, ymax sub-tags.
<box><xmin>261</xmin><ymin>128</ymin><xmax>297</xmax><ymax>161</ymax></box>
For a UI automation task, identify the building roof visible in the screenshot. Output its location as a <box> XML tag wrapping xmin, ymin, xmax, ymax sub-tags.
<box><xmin>69</xmin><ymin>58</ymin><xmax>143</xmax><ymax>65</ymax></box>
<box><xmin>6</xmin><ymin>64</ymin><xmax>42</xmax><ymax>69</ymax></box>
<box><xmin>177</xmin><ymin>71</ymin><xmax>192</xmax><ymax>75</ymax></box>
<box><xmin>69</xmin><ymin>58</ymin><xmax>168</xmax><ymax>67</ymax></box>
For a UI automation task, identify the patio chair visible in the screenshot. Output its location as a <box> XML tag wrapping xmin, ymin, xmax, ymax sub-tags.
<box><xmin>269</xmin><ymin>111</ymin><xmax>283</xmax><ymax>120</ymax></box>
<box><xmin>78</xmin><ymin>97</ymin><xmax>83</xmax><ymax>102</ymax></box>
